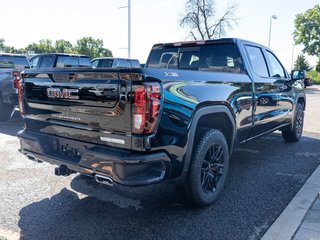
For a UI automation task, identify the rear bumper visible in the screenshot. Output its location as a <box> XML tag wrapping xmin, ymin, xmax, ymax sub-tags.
<box><xmin>18</xmin><ymin>130</ymin><xmax>171</xmax><ymax>186</ymax></box>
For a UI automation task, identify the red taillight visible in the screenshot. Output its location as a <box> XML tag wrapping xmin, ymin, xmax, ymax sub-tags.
<box><xmin>132</xmin><ymin>83</ymin><xmax>161</xmax><ymax>134</ymax></box>
<box><xmin>17</xmin><ymin>79</ymin><xmax>24</xmax><ymax>115</ymax></box>
<box><xmin>133</xmin><ymin>86</ymin><xmax>146</xmax><ymax>132</ymax></box>
<box><xmin>12</xmin><ymin>71</ymin><xmax>21</xmax><ymax>89</ymax></box>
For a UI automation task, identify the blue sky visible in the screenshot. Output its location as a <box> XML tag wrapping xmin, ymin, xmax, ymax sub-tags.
<box><xmin>1</xmin><ymin>0</ymin><xmax>319</xmax><ymax>70</ymax></box>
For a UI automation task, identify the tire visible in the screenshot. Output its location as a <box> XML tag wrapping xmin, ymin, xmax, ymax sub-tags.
<box><xmin>282</xmin><ymin>103</ymin><xmax>304</xmax><ymax>142</ymax></box>
<box><xmin>182</xmin><ymin>129</ymin><xmax>229</xmax><ymax>207</ymax></box>
<box><xmin>0</xmin><ymin>95</ymin><xmax>12</xmax><ymax>122</ymax></box>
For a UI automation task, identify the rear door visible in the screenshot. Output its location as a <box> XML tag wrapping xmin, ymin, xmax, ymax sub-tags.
<box><xmin>22</xmin><ymin>69</ymin><xmax>133</xmax><ymax>149</ymax></box>
<box><xmin>244</xmin><ymin>44</ymin><xmax>293</xmax><ymax>138</ymax></box>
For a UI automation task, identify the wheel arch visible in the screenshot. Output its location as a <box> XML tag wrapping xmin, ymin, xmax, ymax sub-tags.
<box><xmin>177</xmin><ymin>104</ymin><xmax>236</xmax><ymax>185</ymax></box>
<box><xmin>297</xmin><ymin>94</ymin><xmax>306</xmax><ymax>111</ymax></box>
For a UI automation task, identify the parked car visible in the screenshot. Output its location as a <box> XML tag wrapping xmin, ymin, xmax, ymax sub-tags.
<box><xmin>91</xmin><ymin>57</ymin><xmax>140</xmax><ymax>68</ymax></box>
<box><xmin>29</xmin><ymin>53</ymin><xmax>91</xmax><ymax>69</ymax></box>
<box><xmin>18</xmin><ymin>38</ymin><xmax>305</xmax><ymax>207</ymax></box>
<box><xmin>0</xmin><ymin>54</ymin><xmax>30</xmax><ymax>121</ymax></box>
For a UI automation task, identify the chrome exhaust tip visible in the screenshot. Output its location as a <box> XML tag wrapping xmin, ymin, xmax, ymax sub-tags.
<box><xmin>94</xmin><ymin>174</ymin><xmax>114</xmax><ymax>186</ymax></box>
<box><xmin>25</xmin><ymin>153</ymin><xmax>43</xmax><ymax>163</ymax></box>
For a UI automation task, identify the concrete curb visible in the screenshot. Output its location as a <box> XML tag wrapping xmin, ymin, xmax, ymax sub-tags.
<box><xmin>261</xmin><ymin>165</ymin><xmax>320</xmax><ymax>240</ymax></box>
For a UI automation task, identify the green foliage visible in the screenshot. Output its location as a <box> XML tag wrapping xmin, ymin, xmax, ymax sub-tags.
<box><xmin>26</xmin><ymin>39</ymin><xmax>55</xmax><ymax>53</ymax></box>
<box><xmin>307</xmin><ymin>70</ymin><xmax>320</xmax><ymax>85</ymax></box>
<box><xmin>0</xmin><ymin>37</ymin><xmax>113</xmax><ymax>59</ymax></box>
<box><xmin>75</xmin><ymin>37</ymin><xmax>113</xmax><ymax>59</ymax></box>
<box><xmin>0</xmin><ymin>38</ymin><xmax>5</xmax><ymax>51</ymax></box>
<box><xmin>0</xmin><ymin>38</ymin><xmax>19</xmax><ymax>53</ymax></box>
<box><xmin>293</xmin><ymin>4</ymin><xmax>320</xmax><ymax>56</ymax></box>
<box><xmin>294</xmin><ymin>54</ymin><xmax>311</xmax><ymax>71</ymax></box>
<box><xmin>316</xmin><ymin>58</ymin><xmax>320</xmax><ymax>72</ymax></box>
<box><xmin>54</xmin><ymin>40</ymin><xmax>74</xmax><ymax>54</ymax></box>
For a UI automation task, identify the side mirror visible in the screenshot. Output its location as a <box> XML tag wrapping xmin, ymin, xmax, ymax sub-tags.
<box><xmin>291</xmin><ymin>70</ymin><xmax>306</xmax><ymax>80</ymax></box>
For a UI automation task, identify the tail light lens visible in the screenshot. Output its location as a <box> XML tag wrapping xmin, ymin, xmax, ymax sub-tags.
<box><xmin>132</xmin><ymin>82</ymin><xmax>161</xmax><ymax>134</ymax></box>
<box><xmin>12</xmin><ymin>71</ymin><xmax>21</xmax><ymax>90</ymax></box>
<box><xmin>17</xmin><ymin>79</ymin><xmax>24</xmax><ymax>115</ymax></box>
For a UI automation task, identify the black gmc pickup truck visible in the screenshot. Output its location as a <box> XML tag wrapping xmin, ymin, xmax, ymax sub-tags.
<box><xmin>18</xmin><ymin>38</ymin><xmax>306</xmax><ymax>207</ymax></box>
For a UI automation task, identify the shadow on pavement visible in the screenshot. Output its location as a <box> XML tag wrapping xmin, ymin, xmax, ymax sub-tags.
<box><xmin>18</xmin><ymin>181</ymin><xmax>194</xmax><ymax>240</ymax></box>
<box><xmin>17</xmin><ymin>132</ymin><xmax>320</xmax><ymax>240</ymax></box>
<box><xmin>0</xmin><ymin>118</ymin><xmax>23</xmax><ymax>137</ymax></box>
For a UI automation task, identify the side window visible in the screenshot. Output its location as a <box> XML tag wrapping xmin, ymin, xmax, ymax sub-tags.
<box><xmin>131</xmin><ymin>60</ymin><xmax>141</xmax><ymax>68</ymax></box>
<box><xmin>245</xmin><ymin>46</ymin><xmax>269</xmax><ymax>77</ymax></box>
<box><xmin>29</xmin><ymin>56</ymin><xmax>40</xmax><ymax>69</ymax></box>
<box><xmin>100</xmin><ymin>59</ymin><xmax>113</xmax><ymax>68</ymax></box>
<box><xmin>79</xmin><ymin>58</ymin><xmax>91</xmax><ymax>67</ymax></box>
<box><xmin>117</xmin><ymin>59</ymin><xmax>131</xmax><ymax>68</ymax></box>
<box><xmin>40</xmin><ymin>56</ymin><xmax>54</xmax><ymax>68</ymax></box>
<box><xmin>91</xmin><ymin>60</ymin><xmax>98</xmax><ymax>68</ymax></box>
<box><xmin>266</xmin><ymin>51</ymin><xmax>286</xmax><ymax>78</ymax></box>
<box><xmin>56</xmin><ymin>56</ymin><xmax>78</xmax><ymax>68</ymax></box>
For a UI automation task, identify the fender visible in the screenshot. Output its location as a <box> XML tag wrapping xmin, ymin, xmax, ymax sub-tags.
<box><xmin>295</xmin><ymin>92</ymin><xmax>306</xmax><ymax>110</ymax></box>
<box><xmin>175</xmin><ymin>105</ymin><xmax>236</xmax><ymax>185</ymax></box>
<box><xmin>284</xmin><ymin>92</ymin><xmax>306</xmax><ymax>132</ymax></box>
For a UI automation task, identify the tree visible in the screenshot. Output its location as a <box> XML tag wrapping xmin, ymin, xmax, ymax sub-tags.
<box><xmin>55</xmin><ymin>40</ymin><xmax>74</xmax><ymax>53</ymax></box>
<box><xmin>316</xmin><ymin>58</ymin><xmax>320</xmax><ymax>72</ymax></box>
<box><xmin>294</xmin><ymin>54</ymin><xmax>311</xmax><ymax>71</ymax></box>
<box><xmin>293</xmin><ymin>4</ymin><xmax>320</xmax><ymax>56</ymax></box>
<box><xmin>0</xmin><ymin>38</ymin><xmax>19</xmax><ymax>53</ymax></box>
<box><xmin>0</xmin><ymin>38</ymin><xmax>5</xmax><ymax>52</ymax></box>
<box><xmin>75</xmin><ymin>37</ymin><xmax>112</xmax><ymax>59</ymax></box>
<box><xmin>180</xmin><ymin>0</ymin><xmax>238</xmax><ymax>40</ymax></box>
<box><xmin>26</xmin><ymin>39</ymin><xmax>55</xmax><ymax>53</ymax></box>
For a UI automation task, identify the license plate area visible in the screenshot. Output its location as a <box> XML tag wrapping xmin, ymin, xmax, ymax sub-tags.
<box><xmin>42</xmin><ymin>136</ymin><xmax>95</xmax><ymax>164</ymax></box>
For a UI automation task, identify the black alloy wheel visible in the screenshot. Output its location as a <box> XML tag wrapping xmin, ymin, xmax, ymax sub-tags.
<box><xmin>182</xmin><ymin>129</ymin><xmax>230</xmax><ymax>207</ymax></box>
<box><xmin>282</xmin><ymin>103</ymin><xmax>304</xmax><ymax>142</ymax></box>
<box><xmin>201</xmin><ymin>143</ymin><xmax>224</xmax><ymax>193</ymax></box>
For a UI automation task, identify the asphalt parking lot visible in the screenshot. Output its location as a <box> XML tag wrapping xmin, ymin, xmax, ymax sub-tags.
<box><xmin>0</xmin><ymin>87</ymin><xmax>319</xmax><ymax>240</ymax></box>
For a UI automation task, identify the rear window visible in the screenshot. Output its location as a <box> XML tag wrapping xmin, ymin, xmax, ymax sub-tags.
<box><xmin>93</xmin><ymin>59</ymin><xmax>141</xmax><ymax>68</ymax></box>
<box><xmin>56</xmin><ymin>56</ymin><xmax>91</xmax><ymax>68</ymax></box>
<box><xmin>147</xmin><ymin>43</ymin><xmax>243</xmax><ymax>74</ymax></box>
<box><xmin>0</xmin><ymin>56</ymin><xmax>29</xmax><ymax>69</ymax></box>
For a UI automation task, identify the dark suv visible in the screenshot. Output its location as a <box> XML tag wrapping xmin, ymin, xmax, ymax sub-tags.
<box><xmin>29</xmin><ymin>53</ymin><xmax>91</xmax><ymax>69</ymax></box>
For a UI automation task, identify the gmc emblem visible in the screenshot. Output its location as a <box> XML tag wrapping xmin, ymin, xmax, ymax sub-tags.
<box><xmin>47</xmin><ymin>88</ymin><xmax>79</xmax><ymax>100</ymax></box>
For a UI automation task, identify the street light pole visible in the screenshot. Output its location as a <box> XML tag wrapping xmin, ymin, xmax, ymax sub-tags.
<box><xmin>119</xmin><ymin>0</ymin><xmax>131</xmax><ymax>58</ymax></box>
<box><xmin>128</xmin><ymin>0</ymin><xmax>131</xmax><ymax>59</ymax></box>
<box><xmin>291</xmin><ymin>44</ymin><xmax>295</xmax><ymax>71</ymax></box>
<box><xmin>268</xmin><ymin>15</ymin><xmax>278</xmax><ymax>48</ymax></box>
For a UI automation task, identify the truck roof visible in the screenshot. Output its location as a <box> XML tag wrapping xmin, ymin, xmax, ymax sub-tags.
<box><xmin>91</xmin><ymin>57</ymin><xmax>139</xmax><ymax>61</ymax></box>
<box><xmin>152</xmin><ymin>38</ymin><xmax>267</xmax><ymax>49</ymax></box>
<box><xmin>32</xmin><ymin>53</ymin><xmax>89</xmax><ymax>58</ymax></box>
<box><xmin>0</xmin><ymin>53</ymin><xmax>28</xmax><ymax>58</ymax></box>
